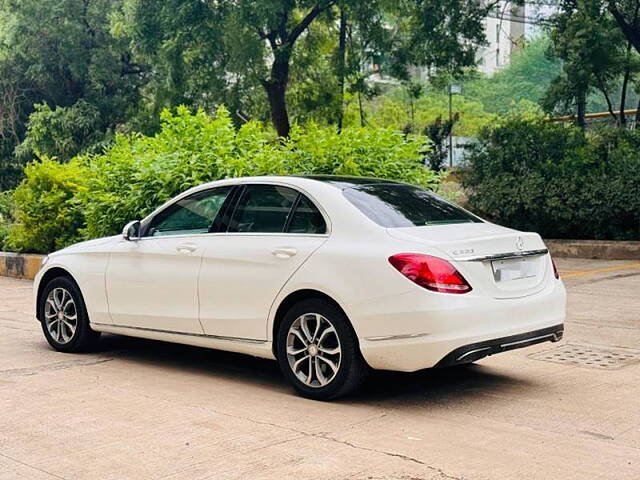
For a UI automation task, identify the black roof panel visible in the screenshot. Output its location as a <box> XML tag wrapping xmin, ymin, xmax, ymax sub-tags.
<box><xmin>301</xmin><ymin>175</ymin><xmax>403</xmax><ymax>189</ymax></box>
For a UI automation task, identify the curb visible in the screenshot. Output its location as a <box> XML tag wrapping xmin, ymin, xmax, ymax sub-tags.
<box><xmin>0</xmin><ymin>252</ymin><xmax>45</xmax><ymax>280</ymax></box>
<box><xmin>545</xmin><ymin>239</ymin><xmax>640</xmax><ymax>260</ymax></box>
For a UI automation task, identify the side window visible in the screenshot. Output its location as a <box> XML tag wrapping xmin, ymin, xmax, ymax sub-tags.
<box><xmin>147</xmin><ymin>187</ymin><xmax>232</xmax><ymax>237</ymax></box>
<box><xmin>229</xmin><ymin>185</ymin><xmax>298</xmax><ymax>233</ymax></box>
<box><xmin>287</xmin><ymin>195</ymin><xmax>326</xmax><ymax>234</ymax></box>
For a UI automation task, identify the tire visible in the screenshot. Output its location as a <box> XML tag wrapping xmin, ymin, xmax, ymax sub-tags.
<box><xmin>276</xmin><ymin>298</ymin><xmax>368</xmax><ymax>400</ymax></box>
<box><xmin>39</xmin><ymin>276</ymin><xmax>100</xmax><ymax>353</ymax></box>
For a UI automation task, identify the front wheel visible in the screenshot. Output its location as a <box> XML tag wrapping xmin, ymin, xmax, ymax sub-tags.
<box><xmin>39</xmin><ymin>276</ymin><xmax>100</xmax><ymax>353</ymax></box>
<box><xmin>276</xmin><ymin>298</ymin><xmax>368</xmax><ymax>400</ymax></box>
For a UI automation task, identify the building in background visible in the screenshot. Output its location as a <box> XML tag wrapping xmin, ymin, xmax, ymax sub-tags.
<box><xmin>477</xmin><ymin>1</ymin><xmax>556</xmax><ymax>76</ymax></box>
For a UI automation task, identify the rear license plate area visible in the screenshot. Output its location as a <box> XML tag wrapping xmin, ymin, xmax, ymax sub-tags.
<box><xmin>491</xmin><ymin>257</ymin><xmax>537</xmax><ymax>282</ymax></box>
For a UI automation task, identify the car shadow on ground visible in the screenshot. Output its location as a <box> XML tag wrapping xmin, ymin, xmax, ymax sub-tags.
<box><xmin>93</xmin><ymin>333</ymin><xmax>538</xmax><ymax>405</ymax></box>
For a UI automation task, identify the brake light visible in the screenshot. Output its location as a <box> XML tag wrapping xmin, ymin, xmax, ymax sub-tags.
<box><xmin>551</xmin><ymin>257</ymin><xmax>560</xmax><ymax>279</ymax></box>
<box><xmin>389</xmin><ymin>253</ymin><xmax>472</xmax><ymax>294</ymax></box>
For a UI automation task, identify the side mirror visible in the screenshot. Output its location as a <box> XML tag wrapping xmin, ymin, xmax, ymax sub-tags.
<box><xmin>122</xmin><ymin>220</ymin><xmax>141</xmax><ymax>241</ymax></box>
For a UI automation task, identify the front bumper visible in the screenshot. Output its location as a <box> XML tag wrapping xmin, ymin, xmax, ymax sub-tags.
<box><xmin>434</xmin><ymin>324</ymin><xmax>563</xmax><ymax>367</ymax></box>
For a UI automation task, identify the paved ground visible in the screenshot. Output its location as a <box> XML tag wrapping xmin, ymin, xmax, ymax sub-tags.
<box><xmin>1</xmin><ymin>258</ymin><xmax>639</xmax><ymax>480</ymax></box>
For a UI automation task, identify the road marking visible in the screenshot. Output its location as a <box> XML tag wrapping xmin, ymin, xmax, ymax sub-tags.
<box><xmin>561</xmin><ymin>262</ymin><xmax>640</xmax><ymax>279</ymax></box>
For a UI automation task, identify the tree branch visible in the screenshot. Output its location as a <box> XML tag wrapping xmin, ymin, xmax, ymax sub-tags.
<box><xmin>288</xmin><ymin>1</ymin><xmax>336</xmax><ymax>45</ymax></box>
<box><xmin>609</xmin><ymin>1</ymin><xmax>640</xmax><ymax>54</ymax></box>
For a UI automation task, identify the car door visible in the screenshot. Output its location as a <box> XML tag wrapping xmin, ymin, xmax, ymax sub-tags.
<box><xmin>106</xmin><ymin>186</ymin><xmax>233</xmax><ymax>334</ymax></box>
<box><xmin>198</xmin><ymin>183</ymin><xmax>329</xmax><ymax>340</ymax></box>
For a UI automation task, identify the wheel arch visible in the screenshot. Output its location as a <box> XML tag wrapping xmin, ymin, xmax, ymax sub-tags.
<box><xmin>36</xmin><ymin>267</ymin><xmax>80</xmax><ymax>321</ymax></box>
<box><xmin>271</xmin><ymin>288</ymin><xmax>357</xmax><ymax>358</ymax></box>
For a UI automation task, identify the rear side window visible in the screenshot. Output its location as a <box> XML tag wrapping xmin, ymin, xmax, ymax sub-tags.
<box><xmin>229</xmin><ymin>185</ymin><xmax>298</xmax><ymax>233</ymax></box>
<box><xmin>343</xmin><ymin>184</ymin><xmax>482</xmax><ymax>228</ymax></box>
<box><xmin>288</xmin><ymin>195</ymin><xmax>326</xmax><ymax>234</ymax></box>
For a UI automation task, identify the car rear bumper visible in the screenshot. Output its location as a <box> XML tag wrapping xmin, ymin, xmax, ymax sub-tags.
<box><xmin>356</xmin><ymin>279</ymin><xmax>566</xmax><ymax>372</ymax></box>
<box><xmin>434</xmin><ymin>324</ymin><xmax>563</xmax><ymax>367</ymax></box>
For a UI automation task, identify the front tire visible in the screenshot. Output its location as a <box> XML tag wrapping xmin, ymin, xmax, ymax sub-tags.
<box><xmin>276</xmin><ymin>298</ymin><xmax>368</xmax><ymax>400</ymax></box>
<box><xmin>39</xmin><ymin>276</ymin><xmax>100</xmax><ymax>353</ymax></box>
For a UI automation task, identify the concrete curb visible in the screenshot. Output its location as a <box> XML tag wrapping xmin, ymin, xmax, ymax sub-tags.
<box><xmin>0</xmin><ymin>252</ymin><xmax>45</xmax><ymax>280</ymax></box>
<box><xmin>545</xmin><ymin>239</ymin><xmax>640</xmax><ymax>260</ymax></box>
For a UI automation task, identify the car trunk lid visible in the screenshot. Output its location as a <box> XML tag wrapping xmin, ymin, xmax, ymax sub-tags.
<box><xmin>387</xmin><ymin>223</ymin><xmax>552</xmax><ymax>299</ymax></box>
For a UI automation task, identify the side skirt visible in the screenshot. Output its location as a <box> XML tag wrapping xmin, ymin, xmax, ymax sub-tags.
<box><xmin>90</xmin><ymin>322</ymin><xmax>276</xmax><ymax>360</ymax></box>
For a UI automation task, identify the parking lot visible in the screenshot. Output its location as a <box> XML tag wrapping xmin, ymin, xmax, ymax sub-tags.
<box><xmin>1</xmin><ymin>258</ymin><xmax>639</xmax><ymax>480</ymax></box>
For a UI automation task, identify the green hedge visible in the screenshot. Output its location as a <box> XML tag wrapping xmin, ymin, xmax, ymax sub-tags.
<box><xmin>7</xmin><ymin>106</ymin><xmax>441</xmax><ymax>253</ymax></box>
<box><xmin>461</xmin><ymin>116</ymin><xmax>640</xmax><ymax>240</ymax></box>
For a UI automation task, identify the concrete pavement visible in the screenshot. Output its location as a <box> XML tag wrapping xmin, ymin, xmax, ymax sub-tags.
<box><xmin>1</xmin><ymin>258</ymin><xmax>639</xmax><ymax>479</ymax></box>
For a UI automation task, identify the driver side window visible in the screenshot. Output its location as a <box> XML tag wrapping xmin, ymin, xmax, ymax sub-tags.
<box><xmin>146</xmin><ymin>187</ymin><xmax>231</xmax><ymax>237</ymax></box>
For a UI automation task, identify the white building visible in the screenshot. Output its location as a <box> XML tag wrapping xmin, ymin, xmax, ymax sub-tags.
<box><xmin>477</xmin><ymin>1</ymin><xmax>556</xmax><ymax>76</ymax></box>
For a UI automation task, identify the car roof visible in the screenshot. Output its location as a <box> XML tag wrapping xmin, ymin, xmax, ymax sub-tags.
<box><xmin>299</xmin><ymin>175</ymin><xmax>404</xmax><ymax>189</ymax></box>
<box><xmin>191</xmin><ymin>175</ymin><xmax>405</xmax><ymax>192</ymax></box>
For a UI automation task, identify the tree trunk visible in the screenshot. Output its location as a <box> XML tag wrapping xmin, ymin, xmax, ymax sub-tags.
<box><xmin>636</xmin><ymin>98</ymin><xmax>640</xmax><ymax>129</ymax></box>
<box><xmin>262</xmin><ymin>51</ymin><xmax>292</xmax><ymax>138</ymax></box>
<box><xmin>336</xmin><ymin>6</ymin><xmax>348</xmax><ymax>132</ymax></box>
<box><xmin>620</xmin><ymin>43</ymin><xmax>632</xmax><ymax>126</ymax></box>
<box><xmin>576</xmin><ymin>88</ymin><xmax>587</xmax><ymax>129</ymax></box>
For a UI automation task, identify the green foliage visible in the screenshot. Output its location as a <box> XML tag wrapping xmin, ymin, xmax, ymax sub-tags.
<box><xmin>348</xmin><ymin>86</ymin><xmax>496</xmax><ymax>137</ymax></box>
<box><xmin>80</xmin><ymin>106</ymin><xmax>439</xmax><ymax>239</ymax></box>
<box><xmin>461</xmin><ymin>116</ymin><xmax>640</xmax><ymax>240</ymax></box>
<box><xmin>15</xmin><ymin>101</ymin><xmax>106</xmax><ymax>163</ymax></box>
<box><xmin>0</xmin><ymin>191</ymin><xmax>14</xmax><ymax>251</ymax></box>
<box><xmin>0</xmin><ymin>0</ymin><xmax>143</xmax><ymax>190</ymax></box>
<box><xmin>7</xmin><ymin>158</ymin><xmax>89</xmax><ymax>253</ymax></box>
<box><xmin>464</xmin><ymin>36</ymin><xmax>561</xmax><ymax>115</ymax></box>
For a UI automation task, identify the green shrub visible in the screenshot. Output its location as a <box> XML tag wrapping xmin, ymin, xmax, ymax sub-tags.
<box><xmin>0</xmin><ymin>190</ymin><xmax>14</xmax><ymax>251</ymax></box>
<box><xmin>461</xmin><ymin>116</ymin><xmax>640</xmax><ymax>240</ymax></box>
<box><xmin>6</xmin><ymin>157</ymin><xmax>88</xmax><ymax>253</ymax></box>
<box><xmin>80</xmin><ymin>106</ymin><xmax>440</xmax><ymax>239</ymax></box>
<box><xmin>6</xmin><ymin>106</ymin><xmax>441</xmax><ymax>252</ymax></box>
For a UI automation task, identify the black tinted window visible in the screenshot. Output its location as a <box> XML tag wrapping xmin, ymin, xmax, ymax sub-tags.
<box><xmin>229</xmin><ymin>185</ymin><xmax>298</xmax><ymax>233</ymax></box>
<box><xmin>343</xmin><ymin>184</ymin><xmax>482</xmax><ymax>228</ymax></box>
<box><xmin>147</xmin><ymin>187</ymin><xmax>231</xmax><ymax>237</ymax></box>
<box><xmin>288</xmin><ymin>196</ymin><xmax>326</xmax><ymax>234</ymax></box>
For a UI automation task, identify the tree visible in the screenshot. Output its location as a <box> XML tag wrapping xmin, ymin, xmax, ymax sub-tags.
<box><xmin>120</xmin><ymin>0</ymin><xmax>499</xmax><ymax>138</ymax></box>
<box><xmin>0</xmin><ymin>0</ymin><xmax>144</xmax><ymax>189</ymax></box>
<box><xmin>545</xmin><ymin>0</ymin><xmax>640</xmax><ymax>127</ymax></box>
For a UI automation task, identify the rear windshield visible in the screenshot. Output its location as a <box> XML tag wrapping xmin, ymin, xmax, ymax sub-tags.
<box><xmin>343</xmin><ymin>184</ymin><xmax>482</xmax><ymax>228</ymax></box>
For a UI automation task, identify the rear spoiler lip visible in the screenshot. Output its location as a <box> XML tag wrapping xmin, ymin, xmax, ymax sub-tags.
<box><xmin>454</xmin><ymin>248</ymin><xmax>549</xmax><ymax>262</ymax></box>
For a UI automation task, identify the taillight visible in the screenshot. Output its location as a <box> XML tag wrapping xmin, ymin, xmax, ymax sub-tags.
<box><xmin>551</xmin><ymin>257</ymin><xmax>560</xmax><ymax>279</ymax></box>
<box><xmin>388</xmin><ymin>253</ymin><xmax>472</xmax><ymax>294</ymax></box>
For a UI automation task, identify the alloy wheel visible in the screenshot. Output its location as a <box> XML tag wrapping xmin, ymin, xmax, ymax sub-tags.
<box><xmin>44</xmin><ymin>287</ymin><xmax>78</xmax><ymax>345</ymax></box>
<box><xmin>286</xmin><ymin>313</ymin><xmax>342</xmax><ymax>388</ymax></box>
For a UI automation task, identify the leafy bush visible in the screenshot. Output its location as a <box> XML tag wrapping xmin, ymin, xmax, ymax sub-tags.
<box><xmin>80</xmin><ymin>106</ymin><xmax>439</xmax><ymax>239</ymax></box>
<box><xmin>6</xmin><ymin>158</ymin><xmax>88</xmax><ymax>253</ymax></box>
<box><xmin>8</xmin><ymin>106</ymin><xmax>440</xmax><ymax>252</ymax></box>
<box><xmin>461</xmin><ymin>116</ymin><xmax>640</xmax><ymax>240</ymax></box>
<box><xmin>15</xmin><ymin>101</ymin><xmax>106</xmax><ymax>163</ymax></box>
<box><xmin>0</xmin><ymin>190</ymin><xmax>14</xmax><ymax>251</ymax></box>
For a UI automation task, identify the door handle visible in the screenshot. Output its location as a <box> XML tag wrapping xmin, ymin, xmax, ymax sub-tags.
<box><xmin>272</xmin><ymin>247</ymin><xmax>297</xmax><ymax>258</ymax></box>
<box><xmin>176</xmin><ymin>242</ymin><xmax>198</xmax><ymax>254</ymax></box>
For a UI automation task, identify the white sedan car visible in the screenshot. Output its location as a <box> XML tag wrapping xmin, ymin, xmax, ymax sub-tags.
<box><xmin>34</xmin><ymin>176</ymin><xmax>566</xmax><ymax>400</ymax></box>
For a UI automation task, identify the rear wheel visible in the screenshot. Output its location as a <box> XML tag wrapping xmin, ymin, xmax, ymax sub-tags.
<box><xmin>39</xmin><ymin>276</ymin><xmax>100</xmax><ymax>353</ymax></box>
<box><xmin>276</xmin><ymin>298</ymin><xmax>368</xmax><ymax>400</ymax></box>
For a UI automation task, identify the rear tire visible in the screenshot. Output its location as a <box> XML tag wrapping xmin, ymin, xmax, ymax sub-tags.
<box><xmin>276</xmin><ymin>298</ymin><xmax>368</xmax><ymax>400</ymax></box>
<box><xmin>39</xmin><ymin>276</ymin><xmax>100</xmax><ymax>353</ymax></box>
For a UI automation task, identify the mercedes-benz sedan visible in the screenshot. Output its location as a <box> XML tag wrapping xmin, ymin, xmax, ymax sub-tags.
<box><xmin>34</xmin><ymin>176</ymin><xmax>566</xmax><ymax>400</ymax></box>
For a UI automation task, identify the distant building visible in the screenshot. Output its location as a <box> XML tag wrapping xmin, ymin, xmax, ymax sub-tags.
<box><xmin>477</xmin><ymin>1</ymin><xmax>556</xmax><ymax>76</ymax></box>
